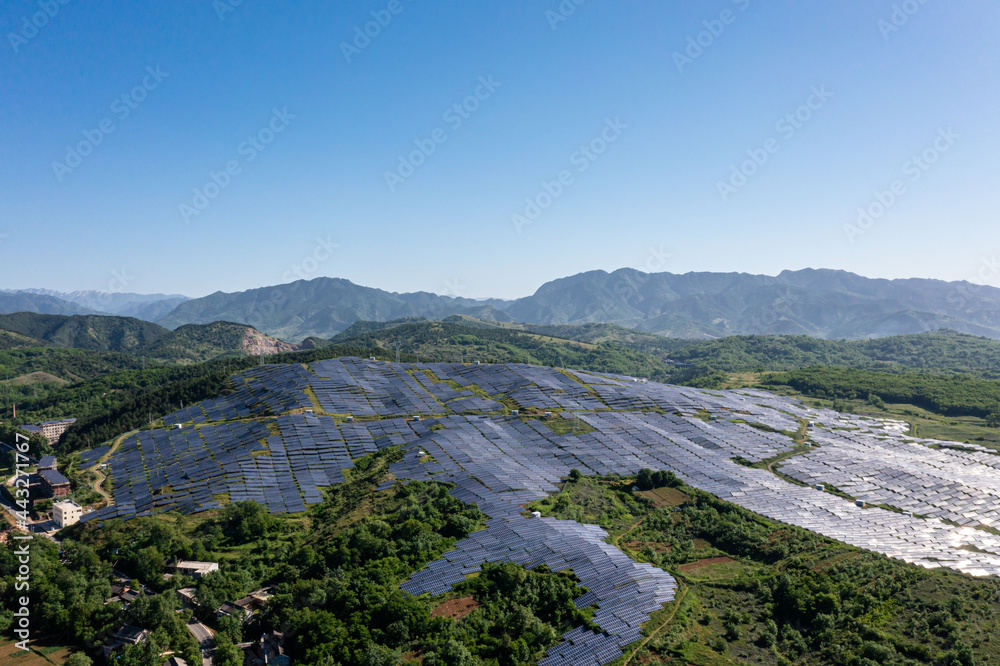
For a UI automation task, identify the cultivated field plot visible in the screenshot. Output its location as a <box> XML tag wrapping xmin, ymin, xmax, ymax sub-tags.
<box><xmin>77</xmin><ymin>359</ymin><xmax>1000</xmax><ymax>666</ymax></box>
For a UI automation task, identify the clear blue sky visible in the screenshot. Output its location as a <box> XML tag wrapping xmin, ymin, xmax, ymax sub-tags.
<box><xmin>2</xmin><ymin>1</ymin><xmax>998</xmax><ymax>299</ymax></box>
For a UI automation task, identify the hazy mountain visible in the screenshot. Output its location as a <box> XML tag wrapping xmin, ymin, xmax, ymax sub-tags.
<box><xmin>503</xmin><ymin>268</ymin><xmax>1000</xmax><ymax>340</ymax></box>
<box><xmin>153</xmin><ymin>268</ymin><xmax>1000</xmax><ymax>341</ymax></box>
<box><xmin>156</xmin><ymin>277</ymin><xmax>510</xmax><ymax>340</ymax></box>
<box><xmin>0</xmin><ymin>291</ymin><xmax>97</xmax><ymax>316</ymax></box>
<box><xmin>14</xmin><ymin>288</ymin><xmax>188</xmax><ymax>319</ymax></box>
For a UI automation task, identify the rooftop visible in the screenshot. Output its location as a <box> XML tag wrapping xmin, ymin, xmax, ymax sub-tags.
<box><xmin>38</xmin><ymin>468</ymin><xmax>70</xmax><ymax>486</ymax></box>
<box><xmin>115</xmin><ymin>625</ymin><xmax>148</xmax><ymax>642</ymax></box>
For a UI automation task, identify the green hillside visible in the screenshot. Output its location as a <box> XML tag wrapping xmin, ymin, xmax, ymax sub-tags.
<box><xmin>140</xmin><ymin>321</ymin><xmax>300</xmax><ymax>364</ymax></box>
<box><xmin>0</xmin><ymin>313</ymin><xmax>309</xmax><ymax>365</ymax></box>
<box><xmin>761</xmin><ymin>367</ymin><xmax>1000</xmax><ymax>422</ymax></box>
<box><xmin>331</xmin><ymin>319</ymin><xmax>675</xmax><ymax>380</ymax></box>
<box><xmin>0</xmin><ymin>312</ymin><xmax>168</xmax><ymax>353</ymax></box>
<box><xmin>0</xmin><ymin>328</ymin><xmax>50</xmax><ymax>350</ymax></box>
<box><xmin>532</xmin><ymin>474</ymin><xmax>1000</xmax><ymax>666</ymax></box>
<box><xmin>662</xmin><ymin>330</ymin><xmax>1000</xmax><ymax>378</ymax></box>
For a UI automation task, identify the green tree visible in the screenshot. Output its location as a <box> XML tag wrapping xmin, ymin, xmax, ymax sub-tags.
<box><xmin>213</xmin><ymin>633</ymin><xmax>243</xmax><ymax>666</ymax></box>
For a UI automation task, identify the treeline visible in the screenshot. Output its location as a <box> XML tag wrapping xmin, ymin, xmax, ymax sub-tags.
<box><xmin>664</xmin><ymin>331</ymin><xmax>1000</xmax><ymax>379</ymax></box>
<box><xmin>762</xmin><ymin>367</ymin><xmax>1000</xmax><ymax>421</ymax></box>
<box><xmin>335</xmin><ymin>320</ymin><xmax>676</xmax><ymax>381</ymax></box>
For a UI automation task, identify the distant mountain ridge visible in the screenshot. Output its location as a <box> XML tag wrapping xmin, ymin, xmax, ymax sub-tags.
<box><xmin>0</xmin><ymin>291</ymin><xmax>97</xmax><ymax>316</ymax></box>
<box><xmin>155</xmin><ymin>277</ymin><xmax>511</xmax><ymax>340</ymax></box>
<box><xmin>11</xmin><ymin>288</ymin><xmax>188</xmax><ymax>320</ymax></box>
<box><xmin>152</xmin><ymin>269</ymin><xmax>1000</xmax><ymax>342</ymax></box>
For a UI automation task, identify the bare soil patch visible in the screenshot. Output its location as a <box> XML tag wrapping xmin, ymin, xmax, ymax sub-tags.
<box><xmin>678</xmin><ymin>556</ymin><xmax>735</xmax><ymax>572</ymax></box>
<box><xmin>638</xmin><ymin>487</ymin><xmax>688</xmax><ymax>508</ymax></box>
<box><xmin>431</xmin><ymin>596</ymin><xmax>480</xmax><ymax>621</ymax></box>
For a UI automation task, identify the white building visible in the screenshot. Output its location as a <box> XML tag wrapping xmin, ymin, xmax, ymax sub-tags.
<box><xmin>53</xmin><ymin>500</ymin><xmax>83</xmax><ymax>528</ymax></box>
<box><xmin>172</xmin><ymin>561</ymin><xmax>219</xmax><ymax>579</ymax></box>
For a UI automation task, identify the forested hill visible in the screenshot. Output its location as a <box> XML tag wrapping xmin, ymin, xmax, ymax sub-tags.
<box><xmin>0</xmin><ymin>313</ymin><xmax>311</xmax><ymax>364</ymax></box>
<box><xmin>334</xmin><ymin>320</ymin><xmax>1000</xmax><ymax>380</ymax></box>
<box><xmin>660</xmin><ymin>330</ymin><xmax>1000</xmax><ymax>379</ymax></box>
<box><xmin>0</xmin><ymin>312</ymin><xmax>169</xmax><ymax>354</ymax></box>
<box><xmin>329</xmin><ymin>318</ymin><xmax>676</xmax><ymax>380</ymax></box>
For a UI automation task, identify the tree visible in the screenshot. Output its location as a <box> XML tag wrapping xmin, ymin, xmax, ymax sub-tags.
<box><xmin>114</xmin><ymin>636</ymin><xmax>163</xmax><ymax>666</ymax></box>
<box><xmin>213</xmin><ymin>633</ymin><xmax>243</xmax><ymax>666</ymax></box>
<box><xmin>986</xmin><ymin>405</ymin><xmax>1000</xmax><ymax>428</ymax></box>
<box><xmin>218</xmin><ymin>613</ymin><xmax>243</xmax><ymax>644</ymax></box>
<box><xmin>636</xmin><ymin>468</ymin><xmax>653</xmax><ymax>490</ymax></box>
<box><xmin>64</xmin><ymin>654</ymin><xmax>93</xmax><ymax>666</ymax></box>
<box><xmin>220</xmin><ymin>500</ymin><xmax>278</xmax><ymax>543</ymax></box>
<box><xmin>567</xmin><ymin>468</ymin><xmax>582</xmax><ymax>482</ymax></box>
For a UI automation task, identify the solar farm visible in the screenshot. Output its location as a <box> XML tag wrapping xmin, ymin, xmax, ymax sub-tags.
<box><xmin>78</xmin><ymin>358</ymin><xmax>1000</xmax><ymax>665</ymax></box>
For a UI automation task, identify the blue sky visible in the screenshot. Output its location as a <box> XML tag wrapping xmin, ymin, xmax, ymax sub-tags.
<box><xmin>2</xmin><ymin>1</ymin><xmax>998</xmax><ymax>299</ymax></box>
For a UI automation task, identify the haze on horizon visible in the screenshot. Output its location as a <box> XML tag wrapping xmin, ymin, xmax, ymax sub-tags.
<box><xmin>3</xmin><ymin>1</ymin><xmax>998</xmax><ymax>300</ymax></box>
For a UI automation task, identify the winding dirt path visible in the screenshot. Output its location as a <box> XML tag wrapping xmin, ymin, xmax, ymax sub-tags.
<box><xmin>86</xmin><ymin>429</ymin><xmax>138</xmax><ymax>503</ymax></box>
<box><xmin>622</xmin><ymin>584</ymin><xmax>689</xmax><ymax>666</ymax></box>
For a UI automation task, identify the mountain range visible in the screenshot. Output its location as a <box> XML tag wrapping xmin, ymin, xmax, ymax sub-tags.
<box><xmin>0</xmin><ymin>289</ymin><xmax>189</xmax><ymax>320</ymax></box>
<box><xmin>6</xmin><ymin>268</ymin><xmax>1000</xmax><ymax>342</ymax></box>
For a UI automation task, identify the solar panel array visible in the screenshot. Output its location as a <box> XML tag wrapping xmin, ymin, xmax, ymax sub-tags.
<box><xmin>75</xmin><ymin>359</ymin><xmax>1000</xmax><ymax>666</ymax></box>
<box><xmin>164</xmin><ymin>364</ymin><xmax>313</xmax><ymax>424</ymax></box>
<box><xmin>780</xmin><ymin>428</ymin><xmax>1000</xmax><ymax>529</ymax></box>
<box><xmin>384</xmin><ymin>416</ymin><xmax>677</xmax><ymax>660</ymax></box>
<box><xmin>82</xmin><ymin>421</ymin><xmax>270</xmax><ymax>522</ymax></box>
<box><xmin>78</xmin><ymin>445</ymin><xmax>110</xmax><ymax>469</ymax></box>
